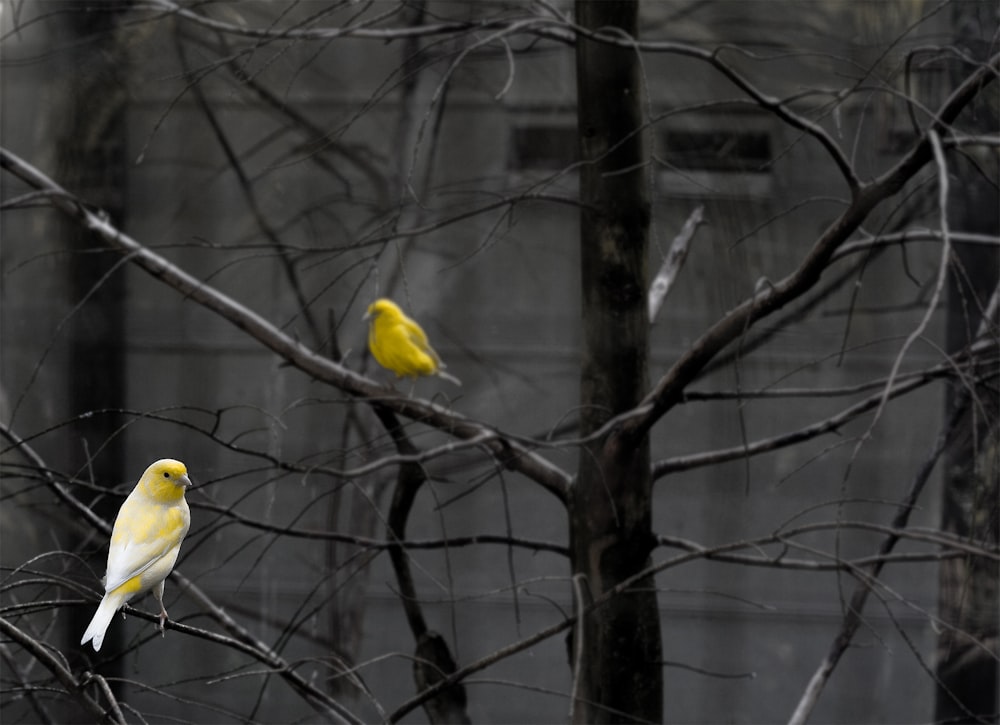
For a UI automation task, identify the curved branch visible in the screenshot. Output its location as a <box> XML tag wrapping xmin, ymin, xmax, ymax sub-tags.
<box><xmin>787</xmin><ymin>395</ymin><xmax>968</xmax><ymax>725</ymax></box>
<box><xmin>195</xmin><ymin>496</ymin><xmax>568</xmax><ymax>554</ymax></box>
<box><xmin>138</xmin><ymin>0</ymin><xmax>549</xmax><ymax>42</ymax></box>
<box><xmin>652</xmin><ymin>363</ymin><xmax>955</xmax><ymax>479</ymax></box>
<box><xmin>832</xmin><ymin>230</ymin><xmax>1000</xmax><ymax>262</ymax></box>
<box><xmin>0</xmin><ymin>617</ymin><xmax>123</xmax><ymax>725</ymax></box>
<box><xmin>374</xmin><ymin>405</ymin><xmax>471</xmax><ymax>724</ymax></box>
<box><xmin>0</xmin><ymin>147</ymin><xmax>571</xmax><ymax>502</ymax></box>
<box><xmin>379</xmin><ymin>406</ymin><xmax>432</xmax><ymax>640</ymax></box>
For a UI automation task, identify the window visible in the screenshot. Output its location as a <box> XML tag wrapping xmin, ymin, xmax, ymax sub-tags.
<box><xmin>664</xmin><ymin>129</ymin><xmax>771</xmax><ymax>172</ymax></box>
<box><xmin>657</xmin><ymin>119</ymin><xmax>774</xmax><ymax>198</ymax></box>
<box><xmin>508</xmin><ymin>124</ymin><xmax>578</xmax><ymax>172</ymax></box>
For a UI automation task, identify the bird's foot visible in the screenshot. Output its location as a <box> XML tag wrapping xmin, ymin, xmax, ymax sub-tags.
<box><xmin>158</xmin><ymin>608</ymin><xmax>168</xmax><ymax>637</ymax></box>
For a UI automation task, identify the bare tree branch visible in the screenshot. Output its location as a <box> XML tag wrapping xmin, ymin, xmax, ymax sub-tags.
<box><xmin>785</xmin><ymin>128</ymin><xmax>974</xmax><ymax>725</ymax></box>
<box><xmin>833</xmin><ymin>230</ymin><xmax>1000</xmax><ymax>262</ymax></box>
<box><xmin>627</xmin><ymin>51</ymin><xmax>1000</xmax><ymax>442</ymax></box>
<box><xmin>0</xmin><ymin>423</ymin><xmax>366</xmax><ymax>725</ymax></box>
<box><xmin>387</xmin><ymin>504</ymin><xmax>1000</xmax><ymax>724</ymax></box>
<box><xmin>138</xmin><ymin>0</ymin><xmax>550</xmax><ymax>42</ymax></box>
<box><xmin>648</xmin><ymin>204</ymin><xmax>704</xmax><ymax>323</ymax></box>
<box><xmin>653</xmin><ymin>348</ymin><xmax>993</xmax><ymax>479</ymax></box>
<box><xmin>178</xmin><ymin>32</ymin><xmax>324</xmax><ymax>346</ymax></box>
<box><xmin>0</xmin><ymin>616</ymin><xmax>123</xmax><ymax>725</ymax></box>
<box><xmin>0</xmin><ymin>147</ymin><xmax>572</xmax><ymax>502</ymax></box>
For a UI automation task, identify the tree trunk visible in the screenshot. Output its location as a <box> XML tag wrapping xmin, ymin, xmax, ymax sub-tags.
<box><xmin>936</xmin><ymin>234</ymin><xmax>999</xmax><ymax>722</ymax></box>
<box><xmin>571</xmin><ymin>2</ymin><xmax>662</xmax><ymax>722</ymax></box>
<box><xmin>56</xmin><ymin>0</ymin><xmax>130</xmax><ymax>709</ymax></box>
<box><xmin>934</xmin><ymin>6</ymin><xmax>1000</xmax><ymax>722</ymax></box>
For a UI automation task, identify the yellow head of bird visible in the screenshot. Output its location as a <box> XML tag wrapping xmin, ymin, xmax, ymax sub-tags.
<box><xmin>139</xmin><ymin>458</ymin><xmax>192</xmax><ymax>502</ymax></box>
<box><xmin>364</xmin><ymin>298</ymin><xmax>402</xmax><ymax>321</ymax></box>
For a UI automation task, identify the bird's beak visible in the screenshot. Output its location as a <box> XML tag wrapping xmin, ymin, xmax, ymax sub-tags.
<box><xmin>179</xmin><ymin>473</ymin><xmax>193</xmax><ymax>489</ymax></box>
<box><xmin>362</xmin><ymin>309</ymin><xmax>372</xmax><ymax>321</ymax></box>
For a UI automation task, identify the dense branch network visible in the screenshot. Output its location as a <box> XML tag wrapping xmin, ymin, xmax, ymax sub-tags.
<box><xmin>2</xmin><ymin>5</ymin><xmax>998</xmax><ymax>723</ymax></box>
<box><xmin>629</xmin><ymin>50</ymin><xmax>1000</xmax><ymax>440</ymax></box>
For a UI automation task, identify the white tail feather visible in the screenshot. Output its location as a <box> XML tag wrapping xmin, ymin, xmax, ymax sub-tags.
<box><xmin>436</xmin><ymin>370</ymin><xmax>462</xmax><ymax>386</ymax></box>
<box><xmin>80</xmin><ymin>594</ymin><xmax>123</xmax><ymax>652</ymax></box>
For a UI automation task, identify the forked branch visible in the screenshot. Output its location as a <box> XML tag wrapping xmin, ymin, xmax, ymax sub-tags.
<box><xmin>626</xmin><ymin>52</ymin><xmax>1000</xmax><ymax>442</ymax></box>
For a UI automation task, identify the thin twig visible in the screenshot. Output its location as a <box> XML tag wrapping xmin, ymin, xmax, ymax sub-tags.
<box><xmin>785</xmin><ymin>128</ymin><xmax>961</xmax><ymax>725</ymax></box>
<box><xmin>653</xmin><ymin>350</ymin><xmax>993</xmax><ymax>478</ymax></box>
<box><xmin>87</xmin><ymin>671</ymin><xmax>128</xmax><ymax>725</ymax></box>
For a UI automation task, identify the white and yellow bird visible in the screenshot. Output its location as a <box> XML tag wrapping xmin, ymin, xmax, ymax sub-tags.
<box><xmin>81</xmin><ymin>458</ymin><xmax>192</xmax><ymax>652</ymax></box>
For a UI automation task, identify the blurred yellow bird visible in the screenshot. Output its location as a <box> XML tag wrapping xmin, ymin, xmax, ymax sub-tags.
<box><xmin>364</xmin><ymin>298</ymin><xmax>461</xmax><ymax>386</ymax></box>
<box><xmin>81</xmin><ymin>458</ymin><xmax>192</xmax><ymax>652</ymax></box>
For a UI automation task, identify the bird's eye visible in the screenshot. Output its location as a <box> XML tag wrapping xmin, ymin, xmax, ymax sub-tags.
<box><xmin>163</xmin><ymin>472</ymin><xmax>171</xmax><ymax>479</ymax></box>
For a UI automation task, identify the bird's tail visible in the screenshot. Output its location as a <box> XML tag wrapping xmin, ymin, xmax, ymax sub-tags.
<box><xmin>80</xmin><ymin>593</ymin><xmax>123</xmax><ymax>652</ymax></box>
<box><xmin>436</xmin><ymin>369</ymin><xmax>462</xmax><ymax>386</ymax></box>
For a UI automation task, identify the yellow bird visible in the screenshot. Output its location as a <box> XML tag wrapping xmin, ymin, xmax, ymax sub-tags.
<box><xmin>364</xmin><ymin>298</ymin><xmax>461</xmax><ymax>385</ymax></box>
<box><xmin>81</xmin><ymin>459</ymin><xmax>192</xmax><ymax>652</ymax></box>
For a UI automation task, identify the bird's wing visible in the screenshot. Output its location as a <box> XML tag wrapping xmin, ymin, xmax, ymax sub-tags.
<box><xmin>104</xmin><ymin>538</ymin><xmax>176</xmax><ymax>592</ymax></box>
<box><xmin>104</xmin><ymin>496</ymin><xmax>189</xmax><ymax>592</ymax></box>
<box><xmin>401</xmin><ymin>318</ymin><xmax>430</xmax><ymax>349</ymax></box>
<box><xmin>401</xmin><ymin>318</ymin><xmax>441</xmax><ymax>364</ymax></box>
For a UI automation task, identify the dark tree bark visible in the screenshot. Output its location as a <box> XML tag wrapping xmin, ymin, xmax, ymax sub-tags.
<box><xmin>937</xmin><ymin>231</ymin><xmax>999</xmax><ymax>724</ymax></box>
<box><xmin>571</xmin><ymin>1</ymin><xmax>662</xmax><ymax>722</ymax></box>
<box><xmin>934</xmin><ymin>6</ymin><xmax>1000</xmax><ymax>723</ymax></box>
<box><xmin>56</xmin><ymin>1</ymin><xmax>130</xmax><ymax>705</ymax></box>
